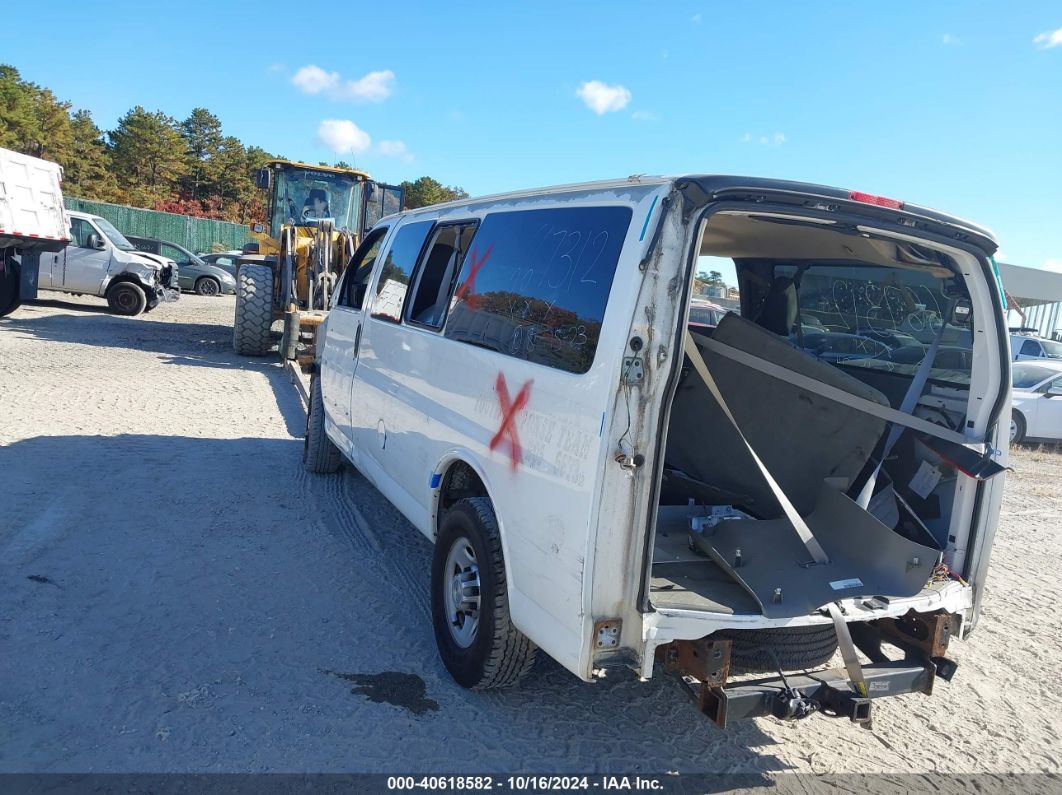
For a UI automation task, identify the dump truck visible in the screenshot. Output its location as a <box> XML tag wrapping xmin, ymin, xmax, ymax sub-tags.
<box><xmin>232</xmin><ymin>160</ymin><xmax>403</xmax><ymax>358</ymax></box>
<box><xmin>0</xmin><ymin>147</ymin><xmax>71</xmax><ymax>317</ymax></box>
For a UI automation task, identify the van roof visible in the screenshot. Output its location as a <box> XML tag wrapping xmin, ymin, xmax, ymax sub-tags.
<box><xmin>388</xmin><ymin>174</ymin><xmax>997</xmax><ymax>251</ymax></box>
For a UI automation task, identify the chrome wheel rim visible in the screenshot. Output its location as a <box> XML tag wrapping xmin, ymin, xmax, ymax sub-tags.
<box><xmin>1010</xmin><ymin>418</ymin><xmax>1018</xmax><ymax>442</ymax></box>
<box><xmin>443</xmin><ymin>536</ymin><xmax>480</xmax><ymax>648</ymax></box>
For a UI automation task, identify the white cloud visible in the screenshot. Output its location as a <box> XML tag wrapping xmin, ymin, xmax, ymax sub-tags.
<box><xmin>691</xmin><ymin>12</ymin><xmax>702</xmax><ymax>23</ymax></box>
<box><xmin>742</xmin><ymin>131</ymin><xmax>786</xmax><ymax>146</ymax></box>
<box><xmin>1034</xmin><ymin>28</ymin><xmax>1062</xmax><ymax>48</ymax></box>
<box><xmin>1044</xmin><ymin>258</ymin><xmax>1062</xmax><ymax>273</ymax></box>
<box><xmin>292</xmin><ymin>65</ymin><xmax>339</xmax><ymax>94</ymax></box>
<box><xmin>576</xmin><ymin>80</ymin><xmax>632</xmax><ymax>115</ymax></box>
<box><xmin>941</xmin><ymin>33</ymin><xmax>958</xmax><ymax>45</ymax></box>
<box><xmin>337</xmin><ymin>70</ymin><xmax>395</xmax><ymax>102</ymax></box>
<box><xmin>632</xmin><ymin>110</ymin><xmax>659</xmax><ymax>122</ymax></box>
<box><xmin>377</xmin><ymin>139</ymin><xmax>414</xmax><ymax>163</ymax></box>
<box><xmin>317</xmin><ymin>119</ymin><xmax>372</xmax><ymax>154</ymax></box>
<box><xmin>292</xmin><ymin>65</ymin><xmax>395</xmax><ymax>102</ymax></box>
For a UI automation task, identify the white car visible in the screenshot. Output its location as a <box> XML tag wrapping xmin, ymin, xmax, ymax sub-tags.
<box><xmin>305</xmin><ymin>174</ymin><xmax>1011</xmax><ymax>730</ymax></box>
<box><xmin>1010</xmin><ymin>333</ymin><xmax>1062</xmax><ymax>362</ymax></box>
<box><xmin>1011</xmin><ymin>361</ymin><xmax>1062</xmax><ymax>442</ymax></box>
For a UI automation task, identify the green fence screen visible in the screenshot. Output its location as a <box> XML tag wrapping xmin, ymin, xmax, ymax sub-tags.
<box><xmin>63</xmin><ymin>197</ymin><xmax>254</xmax><ymax>254</ymax></box>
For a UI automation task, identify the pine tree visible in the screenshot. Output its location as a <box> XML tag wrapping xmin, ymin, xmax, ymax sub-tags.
<box><xmin>62</xmin><ymin>110</ymin><xmax>122</xmax><ymax>202</ymax></box>
<box><xmin>180</xmin><ymin>107</ymin><xmax>222</xmax><ymax>200</ymax></box>
<box><xmin>109</xmin><ymin>106</ymin><xmax>190</xmax><ymax>205</ymax></box>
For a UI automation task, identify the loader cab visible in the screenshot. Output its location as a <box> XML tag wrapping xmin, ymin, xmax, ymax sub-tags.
<box><xmin>255</xmin><ymin>160</ymin><xmax>405</xmax><ymax>240</ymax></box>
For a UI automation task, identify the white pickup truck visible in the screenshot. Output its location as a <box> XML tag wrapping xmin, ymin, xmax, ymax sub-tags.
<box><xmin>0</xmin><ymin>147</ymin><xmax>179</xmax><ymax>317</ymax></box>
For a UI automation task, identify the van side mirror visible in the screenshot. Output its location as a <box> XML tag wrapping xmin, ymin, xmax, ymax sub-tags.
<box><xmin>88</xmin><ymin>233</ymin><xmax>106</xmax><ymax>250</ymax></box>
<box><xmin>1046</xmin><ymin>385</ymin><xmax>1062</xmax><ymax>398</ymax></box>
<box><xmin>255</xmin><ymin>167</ymin><xmax>273</xmax><ymax>190</ymax></box>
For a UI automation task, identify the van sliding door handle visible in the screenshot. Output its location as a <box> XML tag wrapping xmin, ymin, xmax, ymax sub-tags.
<box><xmin>353</xmin><ymin>324</ymin><xmax>362</xmax><ymax>357</ymax></box>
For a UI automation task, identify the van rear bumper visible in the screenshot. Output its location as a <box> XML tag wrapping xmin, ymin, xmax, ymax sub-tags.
<box><xmin>703</xmin><ymin>658</ymin><xmax>949</xmax><ymax>728</ymax></box>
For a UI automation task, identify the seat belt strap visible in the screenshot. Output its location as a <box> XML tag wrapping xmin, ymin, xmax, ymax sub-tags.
<box><xmin>694</xmin><ymin>334</ymin><xmax>970</xmax><ymax>448</ymax></box>
<box><xmin>827</xmin><ymin>602</ymin><xmax>868</xmax><ymax>698</ymax></box>
<box><xmin>682</xmin><ymin>331</ymin><xmax>829</xmax><ymax>565</ymax></box>
<box><xmin>857</xmin><ymin>308</ymin><xmax>953</xmax><ymax>507</ymax></box>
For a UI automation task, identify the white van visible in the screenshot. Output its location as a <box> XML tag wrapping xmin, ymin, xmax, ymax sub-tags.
<box><xmin>38</xmin><ymin>210</ymin><xmax>180</xmax><ymax>315</ymax></box>
<box><xmin>304</xmin><ymin>175</ymin><xmax>1011</xmax><ymax>728</ymax></box>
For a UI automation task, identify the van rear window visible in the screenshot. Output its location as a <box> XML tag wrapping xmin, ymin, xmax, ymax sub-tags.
<box><xmin>443</xmin><ymin>206</ymin><xmax>632</xmax><ymax>374</ymax></box>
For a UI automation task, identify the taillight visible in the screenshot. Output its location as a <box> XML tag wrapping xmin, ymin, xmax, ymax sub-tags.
<box><xmin>848</xmin><ymin>190</ymin><xmax>904</xmax><ymax>209</ymax></box>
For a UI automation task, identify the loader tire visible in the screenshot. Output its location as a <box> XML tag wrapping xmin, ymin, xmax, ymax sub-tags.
<box><xmin>714</xmin><ymin>625</ymin><xmax>839</xmax><ymax>673</ymax></box>
<box><xmin>303</xmin><ymin>376</ymin><xmax>342</xmax><ymax>474</ymax></box>
<box><xmin>233</xmin><ymin>264</ymin><xmax>274</xmax><ymax>356</ymax></box>
<box><xmin>431</xmin><ymin>497</ymin><xmax>537</xmax><ymax>690</ymax></box>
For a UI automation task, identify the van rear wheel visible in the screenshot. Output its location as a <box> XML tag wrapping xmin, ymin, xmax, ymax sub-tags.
<box><xmin>106</xmin><ymin>281</ymin><xmax>147</xmax><ymax>316</ymax></box>
<box><xmin>431</xmin><ymin>497</ymin><xmax>537</xmax><ymax>689</ymax></box>
<box><xmin>303</xmin><ymin>376</ymin><xmax>342</xmax><ymax>473</ymax></box>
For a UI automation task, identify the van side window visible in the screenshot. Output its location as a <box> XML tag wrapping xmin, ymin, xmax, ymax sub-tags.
<box><xmin>339</xmin><ymin>226</ymin><xmax>388</xmax><ymax>310</ymax></box>
<box><xmin>406</xmin><ymin>222</ymin><xmax>478</xmax><ymax>329</ymax></box>
<box><xmin>371</xmin><ymin>221</ymin><xmax>434</xmax><ymax>323</ymax></box>
<box><xmin>1021</xmin><ymin>339</ymin><xmax>1042</xmax><ymax>357</ymax></box>
<box><xmin>160</xmin><ymin>243</ymin><xmax>189</xmax><ymax>266</ymax></box>
<box><xmin>443</xmin><ymin>206</ymin><xmax>632</xmax><ymax>374</ymax></box>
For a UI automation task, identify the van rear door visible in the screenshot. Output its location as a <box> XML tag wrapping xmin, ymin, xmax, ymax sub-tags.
<box><xmin>673</xmin><ymin>178</ymin><xmax>1011</xmax><ymax>626</ymax></box>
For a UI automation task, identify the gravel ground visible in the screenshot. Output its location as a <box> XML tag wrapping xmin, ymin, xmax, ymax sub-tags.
<box><xmin>1</xmin><ymin>294</ymin><xmax>1060</xmax><ymax>775</ymax></box>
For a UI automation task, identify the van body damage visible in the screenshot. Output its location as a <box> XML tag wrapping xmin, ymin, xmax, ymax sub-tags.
<box><xmin>589</xmin><ymin>177</ymin><xmax>1008</xmax><ymax>724</ymax></box>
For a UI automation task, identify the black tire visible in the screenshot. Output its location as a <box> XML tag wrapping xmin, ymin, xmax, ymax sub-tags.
<box><xmin>1011</xmin><ymin>411</ymin><xmax>1027</xmax><ymax>445</ymax></box>
<box><xmin>303</xmin><ymin>376</ymin><xmax>342</xmax><ymax>474</ymax></box>
<box><xmin>431</xmin><ymin>497</ymin><xmax>537</xmax><ymax>689</ymax></box>
<box><xmin>195</xmin><ymin>276</ymin><xmax>221</xmax><ymax>296</ymax></box>
<box><xmin>0</xmin><ymin>255</ymin><xmax>20</xmax><ymax>318</ymax></box>
<box><xmin>233</xmin><ymin>264</ymin><xmax>274</xmax><ymax>355</ymax></box>
<box><xmin>106</xmin><ymin>281</ymin><xmax>147</xmax><ymax>316</ymax></box>
<box><xmin>713</xmin><ymin>625</ymin><xmax>839</xmax><ymax>673</ymax></box>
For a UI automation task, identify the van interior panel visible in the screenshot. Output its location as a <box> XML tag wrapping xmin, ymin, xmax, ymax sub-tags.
<box><xmin>687</xmin><ymin>483</ymin><xmax>942</xmax><ymax>619</ymax></box>
<box><xmin>649</xmin><ymin>507</ymin><xmax>760</xmax><ymax>615</ymax></box>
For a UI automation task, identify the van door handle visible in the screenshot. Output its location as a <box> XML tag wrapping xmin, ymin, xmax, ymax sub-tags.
<box><xmin>353</xmin><ymin>323</ymin><xmax>362</xmax><ymax>357</ymax></box>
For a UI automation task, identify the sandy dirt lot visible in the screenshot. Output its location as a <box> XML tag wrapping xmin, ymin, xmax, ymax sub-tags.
<box><xmin>1</xmin><ymin>294</ymin><xmax>1061</xmax><ymax>775</ymax></box>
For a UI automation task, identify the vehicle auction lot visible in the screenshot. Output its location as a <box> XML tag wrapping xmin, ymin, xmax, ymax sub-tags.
<box><xmin>2</xmin><ymin>296</ymin><xmax>1061</xmax><ymax>775</ymax></box>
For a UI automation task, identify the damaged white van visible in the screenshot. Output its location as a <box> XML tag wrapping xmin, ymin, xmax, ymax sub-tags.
<box><xmin>305</xmin><ymin>175</ymin><xmax>1011</xmax><ymax>729</ymax></box>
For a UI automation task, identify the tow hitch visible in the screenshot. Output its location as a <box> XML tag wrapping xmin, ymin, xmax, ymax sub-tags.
<box><xmin>659</xmin><ymin>610</ymin><xmax>959</xmax><ymax>730</ymax></box>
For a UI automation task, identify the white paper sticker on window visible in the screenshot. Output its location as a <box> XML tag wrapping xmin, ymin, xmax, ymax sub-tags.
<box><xmin>909</xmin><ymin>460</ymin><xmax>943</xmax><ymax>500</ymax></box>
<box><xmin>829</xmin><ymin>578</ymin><xmax>864</xmax><ymax>590</ymax></box>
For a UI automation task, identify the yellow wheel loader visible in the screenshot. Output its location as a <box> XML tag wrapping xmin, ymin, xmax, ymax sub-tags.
<box><xmin>232</xmin><ymin>160</ymin><xmax>404</xmax><ymax>358</ymax></box>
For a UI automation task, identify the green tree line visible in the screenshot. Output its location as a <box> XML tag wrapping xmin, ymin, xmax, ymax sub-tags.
<box><xmin>0</xmin><ymin>64</ymin><xmax>468</xmax><ymax>223</ymax></box>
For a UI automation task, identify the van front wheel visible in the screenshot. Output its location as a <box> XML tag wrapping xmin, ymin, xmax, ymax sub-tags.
<box><xmin>431</xmin><ymin>497</ymin><xmax>536</xmax><ymax>689</ymax></box>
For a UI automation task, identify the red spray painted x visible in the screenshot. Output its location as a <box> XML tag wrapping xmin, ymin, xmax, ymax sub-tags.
<box><xmin>489</xmin><ymin>372</ymin><xmax>532</xmax><ymax>472</ymax></box>
<box><xmin>455</xmin><ymin>244</ymin><xmax>493</xmax><ymax>310</ymax></box>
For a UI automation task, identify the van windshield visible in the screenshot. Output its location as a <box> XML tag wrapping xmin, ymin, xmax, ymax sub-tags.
<box><xmin>94</xmin><ymin>217</ymin><xmax>136</xmax><ymax>251</ymax></box>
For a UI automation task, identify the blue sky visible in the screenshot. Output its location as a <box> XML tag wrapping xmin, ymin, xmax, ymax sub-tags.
<box><xmin>6</xmin><ymin>2</ymin><xmax>1062</xmax><ymax>270</ymax></box>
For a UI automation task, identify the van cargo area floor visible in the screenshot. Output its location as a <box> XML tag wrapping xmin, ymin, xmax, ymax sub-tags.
<box><xmin>651</xmin><ymin>508</ymin><xmax>760</xmax><ymax>615</ymax></box>
<box><xmin>688</xmin><ymin>484</ymin><xmax>942</xmax><ymax>619</ymax></box>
